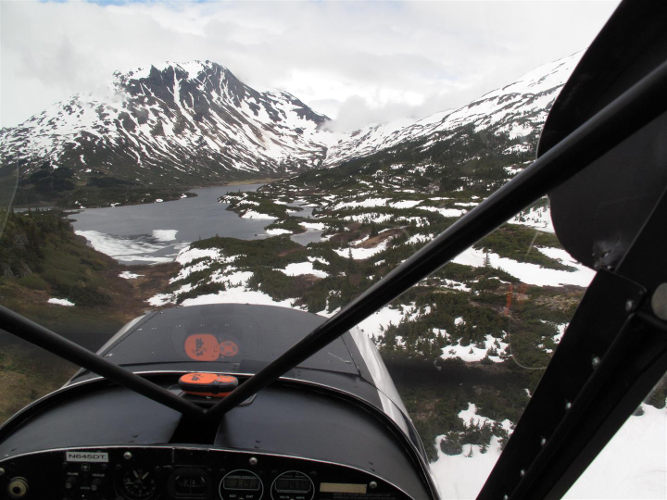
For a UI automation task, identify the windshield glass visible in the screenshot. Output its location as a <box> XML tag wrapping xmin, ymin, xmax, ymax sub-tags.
<box><xmin>3</xmin><ymin>1</ymin><xmax>664</xmax><ymax>499</ymax></box>
<box><xmin>97</xmin><ymin>304</ymin><xmax>359</xmax><ymax>376</ymax></box>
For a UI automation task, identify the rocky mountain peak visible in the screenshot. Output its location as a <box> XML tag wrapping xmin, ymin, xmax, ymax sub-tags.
<box><xmin>1</xmin><ymin>60</ymin><xmax>332</xmax><ymax>195</ymax></box>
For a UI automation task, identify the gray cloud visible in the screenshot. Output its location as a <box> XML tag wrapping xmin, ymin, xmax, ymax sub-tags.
<box><xmin>1</xmin><ymin>0</ymin><xmax>619</xmax><ymax>129</ymax></box>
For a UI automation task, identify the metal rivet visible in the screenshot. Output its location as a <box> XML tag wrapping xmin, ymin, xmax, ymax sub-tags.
<box><xmin>651</xmin><ymin>283</ymin><xmax>667</xmax><ymax>320</ymax></box>
<box><xmin>520</xmin><ymin>469</ymin><xmax>525</xmax><ymax>477</ymax></box>
<box><xmin>565</xmin><ymin>401</ymin><xmax>572</xmax><ymax>410</ymax></box>
<box><xmin>369</xmin><ymin>481</ymin><xmax>378</xmax><ymax>490</ymax></box>
<box><xmin>625</xmin><ymin>299</ymin><xmax>636</xmax><ymax>312</ymax></box>
<box><xmin>540</xmin><ymin>437</ymin><xmax>547</xmax><ymax>446</ymax></box>
<box><xmin>0</xmin><ymin>467</ymin><xmax>4</xmax><ymax>476</ymax></box>
<box><xmin>591</xmin><ymin>356</ymin><xmax>601</xmax><ymax>369</ymax></box>
<box><xmin>123</xmin><ymin>451</ymin><xmax>133</xmax><ymax>460</ymax></box>
<box><xmin>249</xmin><ymin>457</ymin><xmax>258</xmax><ymax>466</ymax></box>
<box><xmin>503</xmin><ymin>494</ymin><xmax>509</xmax><ymax>500</ymax></box>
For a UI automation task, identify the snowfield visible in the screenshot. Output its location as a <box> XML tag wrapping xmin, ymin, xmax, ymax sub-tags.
<box><xmin>430</xmin><ymin>403</ymin><xmax>666</xmax><ymax>499</ymax></box>
<box><xmin>279</xmin><ymin>262</ymin><xmax>329</xmax><ymax>279</ymax></box>
<box><xmin>452</xmin><ymin>247</ymin><xmax>595</xmax><ymax>287</ymax></box>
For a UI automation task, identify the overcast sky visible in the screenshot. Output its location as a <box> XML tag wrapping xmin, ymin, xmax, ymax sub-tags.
<box><xmin>1</xmin><ymin>0</ymin><xmax>619</xmax><ymax>130</ymax></box>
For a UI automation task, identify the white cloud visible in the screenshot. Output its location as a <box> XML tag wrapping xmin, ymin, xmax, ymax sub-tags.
<box><xmin>1</xmin><ymin>0</ymin><xmax>619</xmax><ymax>129</ymax></box>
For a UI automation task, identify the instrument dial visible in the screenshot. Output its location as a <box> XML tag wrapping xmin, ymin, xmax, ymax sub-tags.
<box><xmin>219</xmin><ymin>469</ymin><xmax>263</xmax><ymax>500</ymax></box>
<box><xmin>118</xmin><ymin>467</ymin><xmax>157</xmax><ymax>500</ymax></box>
<box><xmin>271</xmin><ymin>471</ymin><xmax>314</xmax><ymax>500</ymax></box>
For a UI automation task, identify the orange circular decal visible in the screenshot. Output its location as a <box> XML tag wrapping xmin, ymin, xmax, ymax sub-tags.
<box><xmin>184</xmin><ymin>334</ymin><xmax>221</xmax><ymax>361</ymax></box>
<box><xmin>219</xmin><ymin>340</ymin><xmax>239</xmax><ymax>357</ymax></box>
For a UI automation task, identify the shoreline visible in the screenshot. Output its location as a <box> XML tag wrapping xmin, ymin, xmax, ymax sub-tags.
<box><xmin>222</xmin><ymin>177</ymin><xmax>284</xmax><ymax>187</ymax></box>
<box><xmin>10</xmin><ymin>177</ymin><xmax>285</xmax><ymax>211</ymax></box>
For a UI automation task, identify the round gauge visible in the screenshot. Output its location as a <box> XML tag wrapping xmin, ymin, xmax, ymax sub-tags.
<box><xmin>219</xmin><ymin>469</ymin><xmax>263</xmax><ymax>500</ymax></box>
<box><xmin>270</xmin><ymin>471</ymin><xmax>314</xmax><ymax>500</ymax></box>
<box><xmin>117</xmin><ymin>467</ymin><xmax>157</xmax><ymax>500</ymax></box>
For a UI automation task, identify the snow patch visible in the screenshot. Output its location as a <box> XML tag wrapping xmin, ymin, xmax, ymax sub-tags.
<box><xmin>266</xmin><ymin>228</ymin><xmax>292</xmax><ymax>235</ymax></box>
<box><xmin>390</xmin><ymin>200</ymin><xmax>422</xmax><ymax>209</ymax></box>
<box><xmin>176</xmin><ymin>247</ymin><xmax>221</xmax><ymax>266</ymax></box>
<box><xmin>430</xmin><ymin>436</ymin><xmax>504</xmax><ymax>498</ymax></box>
<box><xmin>279</xmin><ymin>262</ymin><xmax>328</xmax><ymax>279</ymax></box>
<box><xmin>452</xmin><ymin>247</ymin><xmax>594</xmax><ymax>287</ymax></box>
<box><xmin>356</xmin><ymin>306</ymin><xmax>406</xmax><ymax>338</ymax></box>
<box><xmin>241</xmin><ymin>210</ymin><xmax>277</xmax><ymax>220</ymax></box>
<box><xmin>419</xmin><ymin>206</ymin><xmax>466</xmax><ymax>218</ymax></box>
<box><xmin>442</xmin><ymin>334</ymin><xmax>508</xmax><ymax>363</ymax></box>
<box><xmin>180</xmin><ymin>288</ymin><xmax>298</xmax><ymax>310</ymax></box>
<box><xmin>300</xmin><ymin>221</ymin><xmax>326</xmax><ymax>231</ymax></box>
<box><xmin>119</xmin><ymin>271</ymin><xmax>143</xmax><ymax>279</ymax></box>
<box><xmin>147</xmin><ymin>293</ymin><xmax>172</xmax><ymax>307</ymax></box>
<box><xmin>334</xmin><ymin>239</ymin><xmax>391</xmax><ymax>260</ymax></box>
<box><xmin>332</xmin><ymin>198</ymin><xmax>390</xmax><ymax>210</ymax></box>
<box><xmin>48</xmin><ymin>298</ymin><xmax>75</xmax><ymax>307</ymax></box>
<box><xmin>152</xmin><ymin>229</ymin><xmax>177</xmax><ymax>241</ymax></box>
<box><xmin>407</xmin><ymin>234</ymin><xmax>434</xmax><ymax>245</ymax></box>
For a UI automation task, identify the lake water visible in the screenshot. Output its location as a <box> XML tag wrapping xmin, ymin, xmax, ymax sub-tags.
<box><xmin>69</xmin><ymin>184</ymin><xmax>273</xmax><ymax>265</ymax></box>
<box><xmin>290</xmin><ymin>230</ymin><xmax>323</xmax><ymax>246</ymax></box>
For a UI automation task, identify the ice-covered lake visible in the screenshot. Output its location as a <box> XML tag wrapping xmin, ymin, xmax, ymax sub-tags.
<box><xmin>69</xmin><ymin>184</ymin><xmax>270</xmax><ymax>265</ymax></box>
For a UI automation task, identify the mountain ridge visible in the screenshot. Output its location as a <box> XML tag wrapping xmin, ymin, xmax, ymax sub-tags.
<box><xmin>323</xmin><ymin>53</ymin><xmax>580</xmax><ymax>166</ymax></box>
<box><xmin>1</xmin><ymin>53</ymin><xmax>580</xmax><ymax>207</ymax></box>
<box><xmin>1</xmin><ymin>60</ymin><xmax>329</xmax><ymax>199</ymax></box>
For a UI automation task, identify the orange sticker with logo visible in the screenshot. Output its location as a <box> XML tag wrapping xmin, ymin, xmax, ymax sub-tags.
<box><xmin>184</xmin><ymin>334</ymin><xmax>221</xmax><ymax>361</ymax></box>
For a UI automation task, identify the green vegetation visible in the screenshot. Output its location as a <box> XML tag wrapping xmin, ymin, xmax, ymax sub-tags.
<box><xmin>0</xmin><ymin>337</ymin><xmax>76</xmax><ymax>423</ymax></box>
<box><xmin>475</xmin><ymin>223</ymin><xmax>574</xmax><ymax>270</ymax></box>
<box><xmin>0</xmin><ymin>210</ymin><xmax>115</xmax><ymax>308</ymax></box>
<box><xmin>11</xmin><ymin>157</ymin><xmax>294</xmax><ymax>209</ymax></box>
<box><xmin>0</xmin><ymin>209</ymin><xmax>180</xmax><ymax>424</ymax></box>
<box><xmin>11</xmin><ymin>161</ymin><xmax>198</xmax><ymax>208</ymax></box>
<box><xmin>390</xmin><ymin>360</ymin><xmax>532</xmax><ymax>460</ymax></box>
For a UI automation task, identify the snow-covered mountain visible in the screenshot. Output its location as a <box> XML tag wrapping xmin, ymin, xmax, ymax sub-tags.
<box><xmin>324</xmin><ymin>54</ymin><xmax>580</xmax><ymax>165</ymax></box>
<box><xmin>1</xmin><ymin>61</ymin><xmax>329</xmax><ymax>186</ymax></box>
<box><xmin>1</xmin><ymin>54</ymin><xmax>579</xmax><ymax>198</ymax></box>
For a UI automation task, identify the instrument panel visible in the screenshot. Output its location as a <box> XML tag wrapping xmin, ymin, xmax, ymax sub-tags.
<box><xmin>0</xmin><ymin>446</ymin><xmax>410</xmax><ymax>500</ymax></box>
